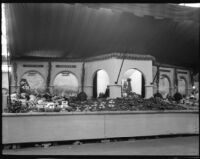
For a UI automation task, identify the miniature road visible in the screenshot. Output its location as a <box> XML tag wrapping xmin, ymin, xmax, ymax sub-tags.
<box><xmin>3</xmin><ymin>136</ymin><xmax>199</xmax><ymax>156</ymax></box>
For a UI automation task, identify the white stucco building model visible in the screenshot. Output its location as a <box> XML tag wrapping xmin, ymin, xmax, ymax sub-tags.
<box><xmin>2</xmin><ymin>53</ymin><xmax>195</xmax><ymax>99</ymax></box>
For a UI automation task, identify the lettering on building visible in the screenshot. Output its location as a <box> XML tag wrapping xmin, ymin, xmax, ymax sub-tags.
<box><xmin>56</xmin><ymin>65</ymin><xmax>76</xmax><ymax>68</ymax></box>
<box><xmin>160</xmin><ymin>69</ymin><xmax>170</xmax><ymax>72</ymax></box>
<box><xmin>23</xmin><ymin>64</ymin><xmax>44</xmax><ymax>67</ymax></box>
<box><xmin>178</xmin><ymin>71</ymin><xmax>187</xmax><ymax>74</ymax></box>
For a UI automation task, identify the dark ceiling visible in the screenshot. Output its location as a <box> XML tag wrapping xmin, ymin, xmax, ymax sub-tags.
<box><xmin>5</xmin><ymin>3</ymin><xmax>200</xmax><ymax>71</ymax></box>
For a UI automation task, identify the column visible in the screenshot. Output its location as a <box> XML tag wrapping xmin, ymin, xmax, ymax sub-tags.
<box><xmin>109</xmin><ymin>84</ymin><xmax>122</xmax><ymax>98</ymax></box>
<box><xmin>145</xmin><ymin>85</ymin><xmax>153</xmax><ymax>98</ymax></box>
<box><xmin>83</xmin><ymin>86</ymin><xmax>93</xmax><ymax>99</ymax></box>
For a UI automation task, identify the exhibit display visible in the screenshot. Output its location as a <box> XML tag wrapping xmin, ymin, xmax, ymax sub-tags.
<box><xmin>1</xmin><ymin>3</ymin><xmax>199</xmax><ymax>147</ymax></box>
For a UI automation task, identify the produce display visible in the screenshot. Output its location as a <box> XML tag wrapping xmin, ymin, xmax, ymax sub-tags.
<box><xmin>4</xmin><ymin>91</ymin><xmax>198</xmax><ymax>113</ymax></box>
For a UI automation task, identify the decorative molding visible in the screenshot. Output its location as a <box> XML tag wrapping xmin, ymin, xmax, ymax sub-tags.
<box><xmin>85</xmin><ymin>53</ymin><xmax>156</xmax><ymax>62</ymax></box>
<box><xmin>108</xmin><ymin>84</ymin><xmax>122</xmax><ymax>87</ymax></box>
<box><xmin>154</xmin><ymin>62</ymin><xmax>193</xmax><ymax>71</ymax></box>
<box><xmin>145</xmin><ymin>85</ymin><xmax>154</xmax><ymax>87</ymax></box>
<box><xmin>12</xmin><ymin>53</ymin><xmax>156</xmax><ymax>64</ymax></box>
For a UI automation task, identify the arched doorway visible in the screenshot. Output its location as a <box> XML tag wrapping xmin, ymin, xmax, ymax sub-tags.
<box><xmin>159</xmin><ymin>75</ymin><xmax>171</xmax><ymax>98</ymax></box>
<box><xmin>93</xmin><ymin>69</ymin><xmax>110</xmax><ymax>98</ymax></box>
<box><xmin>121</xmin><ymin>69</ymin><xmax>145</xmax><ymax>98</ymax></box>
<box><xmin>53</xmin><ymin>71</ymin><xmax>79</xmax><ymax>97</ymax></box>
<box><xmin>178</xmin><ymin>77</ymin><xmax>187</xmax><ymax>96</ymax></box>
<box><xmin>21</xmin><ymin>71</ymin><xmax>45</xmax><ymax>93</ymax></box>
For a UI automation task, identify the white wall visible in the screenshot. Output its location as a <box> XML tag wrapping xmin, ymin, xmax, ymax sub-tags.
<box><xmin>177</xmin><ymin>69</ymin><xmax>192</xmax><ymax>96</ymax></box>
<box><xmin>122</xmin><ymin>69</ymin><xmax>142</xmax><ymax>95</ymax></box>
<box><xmin>85</xmin><ymin>58</ymin><xmax>153</xmax><ymax>98</ymax></box>
<box><xmin>84</xmin><ymin>58</ymin><xmax>116</xmax><ymax>98</ymax></box>
<box><xmin>10</xmin><ymin>58</ymin><xmax>154</xmax><ymax>98</ymax></box>
<box><xmin>15</xmin><ymin>61</ymin><xmax>48</xmax><ymax>86</ymax></box>
<box><xmin>152</xmin><ymin>66</ymin><xmax>192</xmax><ymax>96</ymax></box>
<box><xmin>50</xmin><ymin>62</ymin><xmax>83</xmax><ymax>93</ymax></box>
<box><xmin>97</xmin><ymin>70</ymin><xmax>109</xmax><ymax>96</ymax></box>
<box><xmin>118</xmin><ymin>59</ymin><xmax>153</xmax><ymax>98</ymax></box>
<box><xmin>2</xmin><ymin>72</ymin><xmax>9</xmax><ymax>89</ymax></box>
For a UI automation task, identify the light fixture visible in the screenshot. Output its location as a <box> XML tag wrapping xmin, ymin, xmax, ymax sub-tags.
<box><xmin>2</xmin><ymin>64</ymin><xmax>12</xmax><ymax>72</ymax></box>
<box><xmin>179</xmin><ymin>3</ymin><xmax>200</xmax><ymax>8</ymax></box>
<box><xmin>192</xmin><ymin>86</ymin><xmax>196</xmax><ymax>89</ymax></box>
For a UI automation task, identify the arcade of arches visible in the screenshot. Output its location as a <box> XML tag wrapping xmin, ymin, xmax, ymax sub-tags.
<box><xmin>159</xmin><ymin>75</ymin><xmax>171</xmax><ymax>98</ymax></box>
<box><xmin>93</xmin><ymin>70</ymin><xmax>109</xmax><ymax>98</ymax></box>
<box><xmin>4</xmin><ymin>55</ymin><xmax>194</xmax><ymax>99</ymax></box>
<box><xmin>15</xmin><ymin>69</ymin><xmax>189</xmax><ymax>98</ymax></box>
<box><xmin>178</xmin><ymin>77</ymin><xmax>187</xmax><ymax>96</ymax></box>
<box><xmin>20</xmin><ymin>71</ymin><xmax>45</xmax><ymax>93</ymax></box>
<box><xmin>53</xmin><ymin>71</ymin><xmax>79</xmax><ymax>97</ymax></box>
<box><xmin>121</xmin><ymin>69</ymin><xmax>145</xmax><ymax>98</ymax></box>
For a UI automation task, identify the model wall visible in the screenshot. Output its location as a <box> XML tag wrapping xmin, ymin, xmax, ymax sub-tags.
<box><xmin>6</xmin><ymin>59</ymin><xmax>193</xmax><ymax>98</ymax></box>
<box><xmin>152</xmin><ymin>66</ymin><xmax>193</xmax><ymax>97</ymax></box>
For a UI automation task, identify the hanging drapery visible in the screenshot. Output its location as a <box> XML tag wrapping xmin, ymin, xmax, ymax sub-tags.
<box><xmin>4</xmin><ymin>3</ymin><xmax>199</xmax><ymax>71</ymax></box>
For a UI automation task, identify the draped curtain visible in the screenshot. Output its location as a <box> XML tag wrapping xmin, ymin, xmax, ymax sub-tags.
<box><xmin>4</xmin><ymin>3</ymin><xmax>199</xmax><ymax>71</ymax></box>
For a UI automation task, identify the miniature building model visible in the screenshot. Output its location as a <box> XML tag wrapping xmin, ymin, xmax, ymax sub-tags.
<box><xmin>4</xmin><ymin>53</ymin><xmax>193</xmax><ymax>99</ymax></box>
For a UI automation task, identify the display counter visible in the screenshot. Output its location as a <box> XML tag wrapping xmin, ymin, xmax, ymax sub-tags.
<box><xmin>2</xmin><ymin>110</ymin><xmax>199</xmax><ymax>144</ymax></box>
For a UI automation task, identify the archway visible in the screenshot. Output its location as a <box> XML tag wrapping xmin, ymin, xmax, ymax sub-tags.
<box><xmin>21</xmin><ymin>71</ymin><xmax>45</xmax><ymax>93</ymax></box>
<box><xmin>53</xmin><ymin>71</ymin><xmax>79</xmax><ymax>97</ymax></box>
<box><xmin>93</xmin><ymin>69</ymin><xmax>110</xmax><ymax>98</ymax></box>
<box><xmin>121</xmin><ymin>69</ymin><xmax>145</xmax><ymax>98</ymax></box>
<box><xmin>159</xmin><ymin>75</ymin><xmax>171</xmax><ymax>98</ymax></box>
<box><xmin>178</xmin><ymin>77</ymin><xmax>187</xmax><ymax>96</ymax></box>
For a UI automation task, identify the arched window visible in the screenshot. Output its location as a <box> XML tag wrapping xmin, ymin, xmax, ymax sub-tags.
<box><xmin>53</xmin><ymin>71</ymin><xmax>79</xmax><ymax>97</ymax></box>
<box><xmin>178</xmin><ymin>77</ymin><xmax>187</xmax><ymax>96</ymax></box>
<box><xmin>122</xmin><ymin>69</ymin><xmax>145</xmax><ymax>98</ymax></box>
<box><xmin>21</xmin><ymin>71</ymin><xmax>45</xmax><ymax>93</ymax></box>
<box><xmin>159</xmin><ymin>75</ymin><xmax>170</xmax><ymax>98</ymax></box>
<box><xmin>93</xmin><ymin>69</ymin><xmax>110</xmax><ymax>98</ymax></box>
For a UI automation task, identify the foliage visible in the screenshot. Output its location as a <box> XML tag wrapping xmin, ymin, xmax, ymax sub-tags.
<box><xmin>173</xmin><ymin>92</ymin><xmax>183</xmax><ymax>103</ymax></box>
<box><xmin>77</xmin><ymin>91</ymin><xmax>87</xmax><ymax>101</ymax></box>
<box><xmin>154</xmin><ymin>92</ymin><xmax>163</xmax><ymax>99</ymax></box>
<box><xmin>7</xmin><ymin>100</ymin><xmax>30</xmax><ymax>113</ymax></box>
<box><xmin>19</xmin><ymin>78</ymin><xmax>30</xmax><ymax>94</ymax></box>
<box><xmin>98</xmin><ymin>92</ymin><xmax>106</xmax><ymax>98</ymax></box>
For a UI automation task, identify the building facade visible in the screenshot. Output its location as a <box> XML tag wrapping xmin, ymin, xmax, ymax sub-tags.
<box><xmin>2</xmin><ymin>53</ymin><xmax>195</xmax><ymax>99</ymax></box>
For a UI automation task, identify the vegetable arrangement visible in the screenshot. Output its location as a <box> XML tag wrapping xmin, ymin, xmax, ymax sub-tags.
<box><xmin>5</xmin><ymin>91</ymin><xmax>196</xmax><ymax>113</ymax></box>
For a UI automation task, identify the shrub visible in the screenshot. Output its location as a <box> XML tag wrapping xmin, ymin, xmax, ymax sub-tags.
<box><xmin>8</xmin><ymin>100</ymin><xmax>22</xmax><ymax>113</ymax></box>
<box><xmin>154</xmin><ymin>92</ymin><xmax>163</xmax><ymax>99</ymax></box>
<box><xmin>173</xmin><ymin>92</ymin><xmax>182</xmax><ymax>103</ymax></box>
<box><xmin>98</xmin><ymin>93</ymin><xmax>105</xmax><ymax>98</ymax></box>
<box><xmin>77</xmin><ymin>92</ymin><xmax>87</xmax><ymax>101</ymax></box>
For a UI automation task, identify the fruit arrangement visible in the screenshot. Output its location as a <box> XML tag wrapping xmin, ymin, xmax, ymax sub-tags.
<box><xmin>5</xmin><ymin>91</ymin><xmax>197</xmax><ymax>113</ymax></box>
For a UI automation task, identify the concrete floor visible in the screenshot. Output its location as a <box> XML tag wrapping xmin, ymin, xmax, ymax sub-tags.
<box><xmin>3</xmin><ymin>136</ymin><xmax>199</xmax><ymax>156</ymax></box>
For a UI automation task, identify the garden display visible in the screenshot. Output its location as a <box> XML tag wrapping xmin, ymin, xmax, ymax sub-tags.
<box><xmin>5</xmin><ymin>91</ymin><xmax>198</xmax><ymax>113</ymax></box>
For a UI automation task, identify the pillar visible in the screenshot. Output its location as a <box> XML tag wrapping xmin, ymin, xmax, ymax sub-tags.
<box><xmin>109</xmin><ymin>84</ymin><xmax>121</xmax><ymax>98</ymax></box>
<box><xmin>145</xmin><ymin>85</ymin><xmax>153</xmax><ymax>98</ymax></box>
<box><xmin>83</xmin><ymin>86</ymin><xmax>93</xmax><ymax>99</ymax></box>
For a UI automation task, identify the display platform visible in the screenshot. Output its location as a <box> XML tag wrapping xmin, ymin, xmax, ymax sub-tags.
<box><xmin>2</xmin><ymin>110</ymin><xmax>199</xmax><ymax>144</ymax></box>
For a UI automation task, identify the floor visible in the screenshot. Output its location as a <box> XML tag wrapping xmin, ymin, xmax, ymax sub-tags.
<box><xmin>3</xmin><ymin>136</ymin><xmax>199</xmax><ymax>156</ymax></box>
